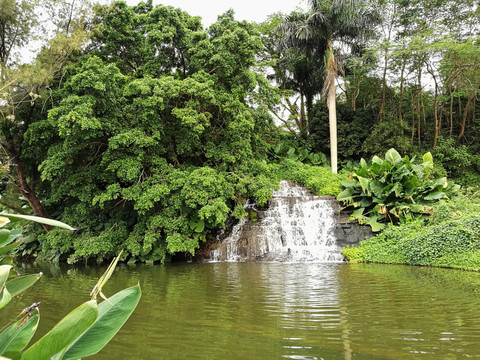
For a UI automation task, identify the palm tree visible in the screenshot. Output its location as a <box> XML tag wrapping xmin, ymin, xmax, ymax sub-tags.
<box><xmin>279</xmin><ymin>0</ymin><xmax>378</xmax><ymax>173</ymax></box>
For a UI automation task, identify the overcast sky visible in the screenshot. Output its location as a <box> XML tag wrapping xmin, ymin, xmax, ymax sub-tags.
<box><xmin>125</xmin><ymin>0</ymin><xmax>308</xmax><ymax>27</ymax></box>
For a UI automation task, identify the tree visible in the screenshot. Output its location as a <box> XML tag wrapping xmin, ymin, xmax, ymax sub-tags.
<box><xmin>279</xmin><ymin>0</ymin><xmax>378</xmax><ymax>173</ymax></box>
<box><xmin>259</xmin><ymin>13</ymin><xmax>325</xmax><ymax>138</ymax></box>
<box><xmin>0</xmin><ymin>0</ymin><xmax>90</xmax><ymax>229</ymax></box>
<box><xmin>440</xmin><ymin>38</ymin><xmax>480</xmax><ymax>141</ymax></box>
<box><xmin>34</xmin><ymin>4</ymin><xmax>278</xmax><ymax>263</ymax></box>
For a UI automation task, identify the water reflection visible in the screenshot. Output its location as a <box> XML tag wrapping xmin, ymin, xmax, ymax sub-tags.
<box><xmin>2</xmin><ymin>262</ymin><xmax>480</xmax><ymax>359</ymax></box>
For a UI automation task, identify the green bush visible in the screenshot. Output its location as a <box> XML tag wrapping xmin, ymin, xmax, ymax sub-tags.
<box><xmin>361</xmin><ymin>121</ymin><xmax>412</xmax><ymax>157</ymax></box>
<box><xmin>434</xmin><ymin>136</ymin><xmax>480</xmax><ymax>186</ymax></box>
<box><xmin>344</xmin><ymin>217</ymin><xmax>480</xmax><ymax>270</ymax></box>
<box><xmin>277</xmin><ymin>160</ymin><xmax>348</xmax><ymax>196</ymax></box>
<box><xmin>337</xmin><ymin>148</ymin><xmax>457</xmax><ymax>231</ymax></box>
<box><xmin>343</xmin><ymin>190</ymin><xmax>480</xmax><ymax>271</ymax></box>
<box><xmin>308</xmin><ymin>102</ymin><xmax>375</xmax><ymax>161</ymax></box>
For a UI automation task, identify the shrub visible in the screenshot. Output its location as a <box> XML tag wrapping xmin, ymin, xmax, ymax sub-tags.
<box><xmin>278</xmin><ymin>160</ymin><xmax>348</xmax><ymax>196</ymax></box>
<box><xmin>343</xmin><ymin>217</ymin><xmax>480</xmax><ymax>270</ymax></box>
<box><xmin>434</xmin><ymin>136</ymin><xmax>480</xmax><ymax>186</ymax></box>
<box><xmin>337</xmin><ymin>148</ymin><xmax>458</xmax><ymax>231</ymax></box>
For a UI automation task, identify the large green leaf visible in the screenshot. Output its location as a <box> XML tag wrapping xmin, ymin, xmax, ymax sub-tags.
<box><xmin>0</xmin><ymin>255</ymin><xmax>13</xmax><ymax>266</ymax></box>
<box><xmin>357</xmin><ymin>176</ymin><xmax>369</xmax><ymax>193</ymax></box>
<box><xmin>369</xmin><ymin>181</ymin><xmax>384</xmax><ymax>197</ymax></box>
<box><xmin>385</xmin><ymin>148</ymin><xmax>402</xmax><ymax>165</ymax></box>
<box><xmin>0</xmin><ymin>213</ymin><xmax>76</xmax><ymax>231</ymax></box>
<box><xmin>0</xmin><ymin>287</ymin><xmax>12</xmax><ymax>309</ymax></box>
<box><xmin>371</xmin><ymin>155</ymin><xmax>384</xmax><ymax>165</ymax></box>
<box><xmin>0</xmin><ymin>229</ymin><xmax>11</xmax><ymax>247</ymax></box>
<box><xmin>341</xmin><ymin>181</ymin><xmax>357</xmax><ymax>188</ymax></box>
<box><xmin>365</xmin><ymin>216</ymin><xmax>385</xmax><ymax>232</ymax></box>
<box><xmin>422</xmin><ymin>152</ymin><xmax>434</xmax><ymax>170</ymax></box>
<box><xmin>390</xmin><ymin>183</ymin><xmax>403</xmax><ymax>198</ymax></box>
<box><xmin>0</xmin><ymin>264</ymin><xmax>12</xmax><ymax>294</ymax></box>
<box><xmin>350</xmin><ymin>208</ymin><xmax>366</xmax><ymax>224</ymax></box>
<box><xmin>61</xmin><ymin>285</ymin><xmax>141</xmax><ymax>360</ymax></box>
<box><xmin>337</xmin><ymin>187</ymin><xmax>354</xmax><ymax>202</ymax></box>
<box><xmin>359</xmin><ymin>198</ymin><xmax>373</xmax><ymax>208</ymax></box>
<box><xmin>369</xmin><ymin>162</ymin><xmax>383</xmax><ymax>173</ymax></box>
<box><xmin>5</xmin><ymin>273</ymin><xmax>43</xmax><ymax>297</ymax></box>
<box><xmin>0</xmin><ymin>216</ymin><xmax>10</xmax><ymax>227</ymax></box>
<box><xmin>0</xmin><ymin>240</ymin><xmax>21</xmax><ymax>257</ymax></box>
<box><xmin>356</xmin><ymin>159</ymin><xmax>369</xmax><ymax>177</ymax></box>
<box><xmin>0</xmin><ymin>309</ymin><xmax>39</xmax><ymax>355</ymax></box>
<box><xmin>21</xmin><ymin>300</ymin><xmax>98</xmax><ymax>360</ymax></box>
<box><xmin>427</xmin><ymin>177</ymin><xmax>447</xmax><ymax>189</ymax></box>
<box><xmin>423</xmin><ymin>190</ymin><xmax>446</xmax><ymax>201</ymax></box>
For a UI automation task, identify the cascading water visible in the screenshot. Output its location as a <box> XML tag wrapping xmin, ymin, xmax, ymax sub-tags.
<box><xmin>210</xmin><ymin>180</ymin><xmax>344</xmax><ymax>262</ymax></box>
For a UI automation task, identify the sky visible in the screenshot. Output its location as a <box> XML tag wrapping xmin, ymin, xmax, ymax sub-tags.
<box><xmin>125</xmin><ymin>0</ymin><xmax>308</xmax><ymax>27</ymax></box>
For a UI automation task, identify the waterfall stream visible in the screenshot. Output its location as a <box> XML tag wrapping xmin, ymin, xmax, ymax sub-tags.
<box><xmin>210</xmin><ymin>180</ymin><xmax>344</xmax><ymax>262</ymax></box>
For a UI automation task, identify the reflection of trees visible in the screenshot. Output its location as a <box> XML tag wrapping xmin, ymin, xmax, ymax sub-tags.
<box><xmin>3</xmin><ymin>262</ymin><xmax>479</xmax><ymax>359</ymax></box>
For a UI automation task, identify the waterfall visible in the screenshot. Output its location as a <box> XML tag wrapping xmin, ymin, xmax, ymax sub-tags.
<box><xmin>210</xmin><ymin>180</ymin><xmax>344</xmax><ymax>263</ymax></box>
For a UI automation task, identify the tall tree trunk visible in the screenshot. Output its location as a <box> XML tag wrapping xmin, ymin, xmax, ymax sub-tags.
<box><xmin>458</xmin><ymin>95</ymin><xmax>474</xmax><ymax>140</ymax></box>
<box><xmin>304</xmin><ymin>92</ymin><xmax>314</xmax><ymax>139</ymax></box>
<box><xmin>6</xmin><ymin>148</ymin><xmax>52</xmax><ymax>231</ymax></box>
<box><xmin>426</xmin><ymin>63</ymin><xmax>439</xmax><ymax>149</ymax></box>
<box><xmin>327</xmin><ymin>81</ymin><xmax>337</xmax><ymax>174</ymax></box>
<box><xmin>300</xmin><ymin>94</ymin><xmax>306</xmax><ymax>139</ymax></box>
<box><xmin>449</xmin><ymin>85</ymin><xmax>454</xmax><ymax>136</ymax></box>
<box><xmin>438</xmin><ymin>104</ymin><xmax>444</xmax><ymax>139</ymax></box>
<box><xmin>379</xmin><ymin>50</ymin><xmax>390</xmax><ymax>122</ymax></box>
<box><xmin>378</xmin><ymin>11</ymin><xmax>396</xmax><ymax>123</ymax></box>
<box><xmin>417</xmin><ymin>94</ymin><xmax>421</xmax><ymax>144</ymax></box>
<box><xmin>398</xmin><ymin>57</ymin><xmax>406</xmax><ymax>135</ymax></box>
<box><xmin>417</xmin><ymin>65</ymin><xmax>423</xmax><ymax>144</ymax></box>
<box><xmin>432</xmin><ymin>98</ymin><xmax>439</xmax><ymax>150</ymax></box>
<box><xmin>411</xmin><ymin>94</ymin><xmax>416</xmax><ymax>144</ymax></box>
<box><xmin>325</xmin><ymin>39</ymin><xmax>338</xmax><ymax>174</ymax></box>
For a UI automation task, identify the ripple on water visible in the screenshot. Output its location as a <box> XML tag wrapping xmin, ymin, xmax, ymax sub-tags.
<box><xmin>3</xmin><ymin>262</ymin><xmax>480</xmax><ymax>359</ymax></box>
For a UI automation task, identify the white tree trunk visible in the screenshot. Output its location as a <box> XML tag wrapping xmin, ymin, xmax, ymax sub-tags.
<box><xmin>327</xmin><ymin>79</ymin><xmax>338</xmax><ymax>174</ymax></box>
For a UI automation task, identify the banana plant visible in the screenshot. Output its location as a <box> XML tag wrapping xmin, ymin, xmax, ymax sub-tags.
<box><xmin>337</xmin><ymin>148</ymin><xmax>459</xmax><ymax>231</ymax></box>
<box><xmin>0</xmin><ymin>213</ymin><xmax>141</xmax><ymax>360</ymax></box>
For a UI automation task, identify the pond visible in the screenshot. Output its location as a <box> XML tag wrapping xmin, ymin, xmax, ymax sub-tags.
<box><xmin>3</xmin><ymin>262</ymin><xmax>480</xmax><ymax>359</ymax></box>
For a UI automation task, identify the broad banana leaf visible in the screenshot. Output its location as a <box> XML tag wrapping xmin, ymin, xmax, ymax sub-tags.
<box><xmin>0</xmin><ymin>309</ymin><xmax>39</xmax><ymax>356</ymax></box>
<box><xmin>21</xmin><ymin>300</ymin><xmax>98</xmax><ymax>360</ymax></box>
<box><xmin>60</xmin><ymin>285</ymin><xmax>141</xmax><ymax>360</ymax></box>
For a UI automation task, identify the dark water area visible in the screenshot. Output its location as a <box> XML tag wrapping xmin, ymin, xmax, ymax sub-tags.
<box><xmin>3</xmin><ymin>262</ymin><xmax>480</xmax><ymax>359</ymax></box>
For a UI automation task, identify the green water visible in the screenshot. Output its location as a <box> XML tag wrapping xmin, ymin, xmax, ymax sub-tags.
<box><xmin>3</xmin><ymin>262</ymin><xmax>480</xmax><ymax>359</ymax></box>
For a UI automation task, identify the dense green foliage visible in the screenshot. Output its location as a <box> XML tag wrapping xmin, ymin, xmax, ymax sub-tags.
<box><xmin>337</xmin><ymin>148</ymin><xmax>456</xmax><ymax>231</ymax></box>
<box><xmin>0</xmin><ymin>0</ymin><xmax>477</xmax><ymax>266</ymax></box>
<box><xmin>22</xmin><ymin>4</ymin><xmax>280</xmax><ymax>263</ymax></box>
<box><xmin>343</xmin><ymin>190</ymin><xmax>480</xmax><ymax>270</ymax></box>
<box><xmin>35</xmin><ymin>158</ymin><xmax>345</xmax><ymax>263</ymax></box>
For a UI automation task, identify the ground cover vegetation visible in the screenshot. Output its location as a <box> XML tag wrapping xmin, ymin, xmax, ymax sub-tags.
<box><xmin>343</xmin><ymin>188</ymin><xmax>480</xmax><ymax>270</ymax></box>
<box><xmin>0</xmin><ymin>0</ymin><xmax>478</xmax><ymax>266</ymax></box>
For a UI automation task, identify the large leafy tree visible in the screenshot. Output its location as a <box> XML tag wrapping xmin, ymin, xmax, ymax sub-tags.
<box><xmin>279</xmin><ymin>0</ymin><xmax>378</xmax><ymax>173</ymax></box>
<box><xmin>34</xmin><ymin>3</ymin><xmax>277</xmax><ymax>262</ymax></box>
<box><xmin>0</xmin><ymin>0</ymin><xmax>90</xmax><ymax>229</ymax></box>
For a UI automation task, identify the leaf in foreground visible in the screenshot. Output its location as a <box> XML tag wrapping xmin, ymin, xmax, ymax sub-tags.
<box><xmin>21</xmin><ymin>300</ymin><xmax>98</xmax><ymax>360</ymax></box>
<box><xmin>61</xmin><ymin>284</ymin><xmax>141</xmax><ymax>359</ymax></box>
<box><xmin>0</xmin><ymin>309</ymin><xmax>39</xmax><ymax>356</ymax></box>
